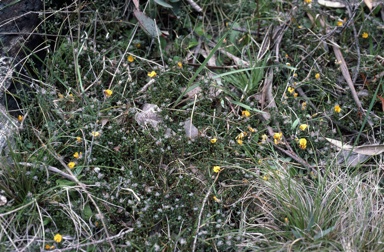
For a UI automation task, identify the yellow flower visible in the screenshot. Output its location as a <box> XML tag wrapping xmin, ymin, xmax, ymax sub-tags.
<box><xmin>284</xmin><ymin>217</ymin><xmax>289</xmax><ymax>224</ymax></box>
<box><xmin>334</xmin><ymin>104</ymin><xmax>341</xmax><ymax>113</ymax></box>
<box><xmin>286</xmin><ymin>62</ymin><xmax>291</xmax><ymax>66</ymax></box>
<box><xmin>58</xmin><ymin>93</ymin><xmax>64</xmax><ymax>99</ymax></box>
<box><xmin>136</xmin><ymin>43</ymin><xmax>141</xmax><ymax>48</ymax></box>
<box><xmin>299</xmin><ymin>124</ymin><xmax>308</xmax><ymax>131</ymax></box>
<box><xmin>213</xmin><ymin>166</ymin><xmax>221</xmax><ymax>173</ymax></box>
<box><xmin>304</xmin><ymin>0</ymin><xmax>312</xmax><ymax>3</ymax></box>
<box><xmin>104</xmin><ymin>89</ymin><xmax>113</xmax><ymax>97</ymax></box>
<box><xmin>247</xmin><ymin>126</ymin><xmax>256</xmax><ymax>133</ymax></box>
<box><xmin>293</xmin><ymin>73</ymin><xmax>298</xmax><ymax>78</ymax></box>
<box><xmin>336</xmin><ymin>20</ymin><xmax>344</xmax><ymax>27</ymax></box>
<box><xmin>242</xmin><ymin>110</ymin><xmax>251</xmax><ymax>117</ymax></box>
<box><xmin>91</xmin><ymin>131</ymin><xmax>100</xmax><ymax>137</ymax></box>
<box><xmin>127</xmin><ymin>55</ymin><xmax>135</xmax><ymax>62</ymax></box>
<box><xmin>315</xmin><ymin>73</ymin><xmax>320</xmax><ymax>79</ymax></box>
<box><xmin>260</xmin><ymin>134</ymin><xmax>268</xmax><ymax>144</ymax></box>
<box><xmin>18</xmin><ymin>115</ymin><xmax>23</xmax><ymax>122</ymax></box>
<box><xmin>299</xmin><ymin>138</ymin><xmax>307</xmax><ymax>150</ymax></box>
<box><xmin>54</xmin><ymin>233</ymin><xmax>62</xmax><ymax>243</ymax></box>
<box><xmin>301</xmin><ymin>101</ymin><xmax>307</xmax><ymax>110</ymax></box>
<box><xmin>45</xmin><ymin>244</ymin><xmax>55</xmax><ymax>250</ymax></box>
<box><xmin>177</xmin><ymin>62</ymin><xmax>183</xmax><ymax>68</ymax></box>
<box><xmin>294</xmin><ymin>92</ymin><xmax>298</xmax><ymax>98</ymax></box>
<box><xmin>148</xmin><ymin>71</ymin><xmax>157</xmax><ymax>78</ymax></box>
<box><xmin>273</xmin><ymin>132</ymin><xmax>283</xmax><ymax>144</ymax></box>
<box><xmin>236</xmin><ymin>132</ymin><xmax>247</xmax><ymax>140</ymax></box>
<box><xmin>210</xmin><ymin>138</ymin><xmax>217</xmax><ymax>144</ymax></box>
<box><xmin>237</xmin><ymin>139</ymin><xmax>243</xmax><ymax>145</ymax></box>
<box><xmin>362</xmin><ymin>32</ymin><xmax>369</xmax><ymax>39</ymax></box>
<box><xmin>68</xmin><ymin>162</ymin><xmax>76</xmax><ymax>169</ymax></box>
<box><xmin>73</xmin><ymin>152</ymin><xmax>82</xmax><ymax>159</ymax></box>
<box><xmin>262</xmin><ymin>175</ymin><xmax>269</xmax><ymax>181</ymax></box>
<box><xmin>213</xmin><ymin>196</ymin><xmax>221</xmax><ymax>203</ymax></box>
<box><xmin>287</xmin><ymin>86</ymin><xmax>295</xmax><ymax>94</ymax></box>
<box><xmin>76</xmin><ymin>136</ymin><xmax>82</xmax><ymax>143</ymax></box>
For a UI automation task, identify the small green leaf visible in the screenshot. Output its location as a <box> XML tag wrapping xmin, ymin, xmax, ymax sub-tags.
<box><xmin>314</xmin><ymin>226</ymin><xmax>335</xmax><ymax>240</ymax></box>
<box><xmin>292</xmin><ymin>118</ymin><xmax>300</xmax><ymax>130</ymax></box>
<box><xmin>56</xmin><ymin>179</ymin><xmax>76</xmax><ymax>186</ymax></box>
<box><xmin>83</xmin><ymin>204</ymin><xmax>93</xmax><ymax>220</ymax></box>
<box><xmin>134</xmin><ymin>10</ymin><xmax>161</xmax><ymax>38</ymax></box>
<box><xmin>231</xmin><ymin>101</ymin><xmax>266</xmax><ymax>114</ymax></box>
<box><xmin>154</xmin><ymin>0</ymin><xmax>173</xmax><ymax>8</ymax></box>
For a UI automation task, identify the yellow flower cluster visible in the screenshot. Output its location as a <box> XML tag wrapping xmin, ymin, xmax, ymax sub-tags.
<box><xmin>236</xmin><ymin>131</ymin><xmax>247</xmax><ymax>145</ymax></box>
<box><xmin>235</xmin><ymin>125</ymin><xmax>256</xmax><ymax>145</ymax></box>
<box><xmin>273</xmin><ymin>132</ymin><xmax>283</xmax><ymax>144</ymax></box>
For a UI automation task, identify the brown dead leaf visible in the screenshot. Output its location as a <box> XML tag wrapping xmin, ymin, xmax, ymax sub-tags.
<box><xmin>326</xmin><ymin>137</ymin><xmax>384</xmax><ymax>156</ymax></box>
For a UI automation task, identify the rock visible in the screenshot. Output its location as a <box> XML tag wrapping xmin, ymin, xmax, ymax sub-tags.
<box><xmin>183</xmin><ymin>119</ymin><xmax>198</xmax><ymax>139</ymax></box>
<box><xmin>0</xmin><ymin>0</ymin><xmax>43</xmax><ymax>154</ymax></box>
<box><xmin>135</xmin><ymin>104</ymin><xmax>163</xmax><ymax>130</ymax></box>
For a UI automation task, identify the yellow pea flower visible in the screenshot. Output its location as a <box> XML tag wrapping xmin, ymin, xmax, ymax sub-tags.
<box><xmin>288</xmin><ymin>86</ymin><xmax>295</xmax><ymax>94</ymax></box>
<box><xmin>54</xmin><ymin>233</ymin><xmax>62</xmax><ymax>243</ymax></box>
<box><xmin>315</xmin><ymin>73</ymin><xmax>320</xmax><ymax>79</ymax></box>
<box><xmin>213</xmin><ymin>166</ymin><xmax>221</xmax><ymax>173</ymax></box>
<box><xmin>68</xmin><ymin>162</ymin><xmax>76</xmax><ymax>169</ymax></box>
<box><xmin>210</xmin><ymin>138</ymin><xmax>217</xmax><ymax>144</ymax></box>
<box><xmin>299</xmin><ymin>138</ymin><xmax>307</xmax><ymax>150</ymax></box>
<box><xmin>104</xmin><ymin>89</ymin><xmax>113</xmax><ymax>97</ymax></box>
<box><xmin>91</xmin><ymin>131</ymin><xmax>100</xmax><ymax>137</ymax></box>
<box><xmin>299</xmin><ymin>124</ymin><xmax>308</xmax><ymax>131</ymax></box>
<box><xmin>334</xmin><ymin>104</ymin><xmax>341</xmax><ymax>113</ymax></box>
<box><xmin>362</xmin><ymin>32</ymin><xmax>369</xmax><ymax>39</ymax></box>
<box><xmin>213</xmin><ymin>196</ymin><xmax>221</xmax><ymax>203</ymax></box>
<box><xmin>273</xmin><ymin>132</ymin><xmax>283</xmax><ymax>144</ymax></box>
<box><xmin>127</xmin><ymin>55</ymin><xmax>135</xmax><ymax>62</ymax></box>
<box><xmin>148</xmin><ymin>71</ymin><xmax>157</xmax><ymax>78</ymax></box>
<box><xmin>73</xmin><ymin>152</ymin><xmax>82</xmax><ymax>159</ymax></box>
<box><xmin>242</xmin><ymin>110</ymin><xmax>251</xmax><ymax>117</ymax></box>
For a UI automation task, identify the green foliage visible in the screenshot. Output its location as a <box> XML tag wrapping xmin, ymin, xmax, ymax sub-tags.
<box><xmin>0</xmin><ymin>0</ymin><xmax>383</xmax><ymax>251</ymax></box>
